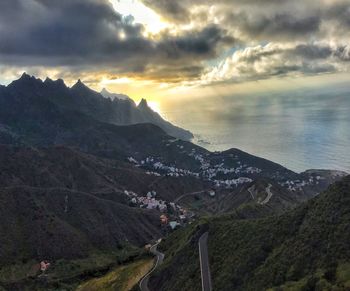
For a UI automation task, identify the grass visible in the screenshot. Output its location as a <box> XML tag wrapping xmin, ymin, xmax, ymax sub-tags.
<box><xmin>337</xmin><ymin>262</ymin><xmax>350</xmax><ymax>288</ymax></box>
<box><xmin>0</xmin><ymin>244</ymin><xmax>145</xmax><ymax>290</ymax></box>
<box><xmin>267</xmin><ymin>264</ymin><xmax>350</xmax><ymax>290</ymax></box>
<box><xmin>147</xmin><ymin>220</ymin><xmax>208</xmax><ymax>291</ymax></box>
<box><xmin>76</xmin><ymin>258</ymin><xmax>154</xmax><ymax>291</ymax></box>
<box><xmin>0</xmin><ymin>260</ymin><xmax>39</xmax><ymax>284</ymax></box>
<box><xmin>47</xmin><ymin>246</ymin><xmax>141</xmax><ymax>282</ymax></box>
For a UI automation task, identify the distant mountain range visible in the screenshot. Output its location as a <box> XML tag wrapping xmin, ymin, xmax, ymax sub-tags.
<box><xmin>2</xmin><ymin>73</ymin><xmax>193</xmax><ymax>141</ymax></box>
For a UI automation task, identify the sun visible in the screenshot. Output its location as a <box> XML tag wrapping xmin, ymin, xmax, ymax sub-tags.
<box><xmin>110</xmin><ymin>0</ymin><xmax>168</xmax><ymax>34</ymax></box>
<box><xmin>147</xmin><ymin>101</ymin><xmax>162</xmax><ymax>114</ymax></box>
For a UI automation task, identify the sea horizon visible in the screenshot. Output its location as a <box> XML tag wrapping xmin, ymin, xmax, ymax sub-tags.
<box><xmin>162</xmin><ymin>87</ymin><xmax>350</xmax><ymax>174</ymax></box>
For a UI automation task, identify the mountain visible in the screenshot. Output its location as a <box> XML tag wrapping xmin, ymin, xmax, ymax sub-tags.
<box><xmin>0</xmin><ymin>145</ymin><xmax>208</xmax><ymax>207</ymax></box>
<box><xmin>3</xmin><ymin>73</ymin><xmax>193</xmax><ymax>140</ymax></box>
<box><xmin>0</xmin><ymin>75</ymin><xmax>346</xmax><ymax>215</ymax></box>
<box><xmin>0</xmin><ymin>73</ymin><xmax>347</xmax><ymax>289</ymax></box>
<box><xmin>0</xmin><ymin>145</ymin><xmax>165</xmax><ymax>263</ymax></box>
<box><xmin>100</xmin><ymin>88</ymin><xmax>132</xmax><ymax>101</ymax></box>
<box><xmin>136</xmin><ymin>98</ymin><xmax>194</xmax><ymax>141</ymax></box>
<box><xmin>150</xmin><ymin>176</ymin><xmax>350</xmax><ymax>291</ymax></box>
<box><xmin>0</xmin><ymin>145</ymin><xmax>208</xmax><ymax>290</ymax></box>
<box><xmin>0</xmin><ymin>185</ymin><xmax>161</xmax><ymax>264</ymax></box>
<box><xmin>0</xmin><ymin>73</ymin><xmax>345</xmax><ymax>210</ymax></box>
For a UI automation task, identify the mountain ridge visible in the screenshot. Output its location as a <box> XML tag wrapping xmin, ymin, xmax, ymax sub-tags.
<box><xmin>4</xmin><ymin>73</ymin><xmax>193</xmax><ymax>141</ymax></box>
<box><xmin>100</xmin><ymin>87</ymin><xmax>132</xmax><ymax>102</ymax></box>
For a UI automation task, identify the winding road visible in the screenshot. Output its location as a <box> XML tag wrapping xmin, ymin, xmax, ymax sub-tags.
<box><xmin>199</xmin><ymin>232</ymin><xmax>212</xmax><ymax>291</ymax></box>
<box><xmin>260</xmin><ymin>183</ymin><xmax>273</xmax><ymax>205</ymax></box>
<box><xmin>139</xmin><ymin>241</ymin><xmax>165</xmax><ymax>291</ymax></box>
<box><xmin>173</xmin><ymin>189</ymin><xmax>210</xmax><ymax>203</ymax></box>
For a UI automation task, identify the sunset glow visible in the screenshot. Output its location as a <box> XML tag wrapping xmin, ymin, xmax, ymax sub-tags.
<box><xmin>0</xmin><ymin>0</ymin><xmax>349</xmax><ymax>107</ymax></box>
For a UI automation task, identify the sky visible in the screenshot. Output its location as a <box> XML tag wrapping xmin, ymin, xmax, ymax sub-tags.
<box><xmin>0</xmin><ymin>0</ymin><xmax>350</xmax><ymax>110</ymax></box>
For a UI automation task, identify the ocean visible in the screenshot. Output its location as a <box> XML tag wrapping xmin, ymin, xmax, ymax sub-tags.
<box><xmin>162</xmin><ymin>87</ymin><xmax>350</xmax><ymax>173</ymax></box>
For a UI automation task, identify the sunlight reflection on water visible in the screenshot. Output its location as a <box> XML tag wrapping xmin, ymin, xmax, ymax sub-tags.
<box><xmin>163</xmin><ymin>91</ymin><xmax>350</xmax><ymax>173</ymax></box>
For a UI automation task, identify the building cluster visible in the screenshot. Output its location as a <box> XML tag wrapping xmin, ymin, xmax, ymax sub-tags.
<box><xmin>278</xmin><ymin>175</ymin><xmax>323</xmax><ymax>191</ymax></box>
<box><xmin>145</xmin><ymin>171</ymin><xmax>161</xmax><ymax>176</ymax></box>
<box><xmin>188</xmin><ymin>149</ymin><xmax>211</xmax><ymax>169</ymax></box>
<box><xmin>160</xmin><ymin>209</ymin><xmax>194</xmax><ymax>231</ymax></box>
<box><xmin>124</xmin><ymin>190</ymin><xmax>167</xmax><ymax>211</ymax></box>
<box><xmin>123</xmin><ymin>189</ymin><xmax>194</xmax><ymax>231</ymax></box>
<box><xmin>127</xmin><ymin>151</ymin><xmax>263</xmax><ymax>190</ymax></box>
<box><xmin>128</xmin><ymin>156</ymin><xmax>199</xmax><ymax>178</ymax></box>
<box><xmin>152</xmin><ymin>161</ymin><xmax>199</xmax><ymax>177</ymax></box>
<box><xmin>201</xmin><ymin>163</ymin><xmax>261</xmax><ymax>180</ymax></box>
<box><xmin>213</xmin><ymin>177</ymin><xmax>253</xmax><ymax>188</ymax></box>
<box><xmin>187</xmin><ymin>150</ymin><xmax>262</xmax><ymax>185</ymax></box>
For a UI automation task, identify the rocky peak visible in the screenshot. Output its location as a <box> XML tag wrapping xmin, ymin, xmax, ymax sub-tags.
<box><xmin>44</xmin><ymin>77</ymin><xmax>66</xmax><ymax>89</ymax></box>
<box><xmin>71</xmin><ymin>79</ymin><xmax>90</xmax><ymax>92</ymax></box>
<box><xmin>101</xmin><ymin>88</ymin><xmax>109</xmax><ymax>95</ymax></box>
<box><xmin>7</xmin><ymin>72</ymin><xmax>43</xmax><ymax>90</ymax></box>
<box><xmin>17</xmin><ymin>72</ymin><xmax>40</xmax><ymax>83</ymax></box>
<box><xmin>19</xmin><ymin>72</ymin><xmax>32</xmax><ymax>80</ymax></box>
<box><xmin>138</xmin><ymin>98</ymin><xmax>149</xmax><ymax>110</ymax></box>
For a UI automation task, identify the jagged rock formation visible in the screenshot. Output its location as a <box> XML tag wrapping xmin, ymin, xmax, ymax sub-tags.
<box><xmin>3</xmin><ymin>73</ymin><xmax>193</xmax><ymax>140</ymax></box>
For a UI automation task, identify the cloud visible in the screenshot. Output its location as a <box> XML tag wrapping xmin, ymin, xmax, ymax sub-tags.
<box><xmin>140</xmin><ymin>0</ymin><xmax>190</xmax><ymax>23</ymax></box>
<box><xmin>224</xmin><ymin>12</ymin><xmax>321</xmax><ymax>41</ymax></box>
<box><xmin>0</xmin><ymin>0</ymin><xmax>350</xmax><ymax>86</ymax></box>
<box><xmin>0</xmin><ymin>0</ymin><xmax>232</xmax><ymax>83</ymax></box>
<box><xmin>201</xmin><ymin>43</ymin><xmax>350</xmax><ymax>84</ymax></box>
<box><xmin>141</xmin><ymin>0</ymin><xmax>350</xmax><ymax>43</ymax></box>
<box><xmin>138</xmin><ymin>0</ymin><xmax>350</xmax><ymax>85</ymax></box>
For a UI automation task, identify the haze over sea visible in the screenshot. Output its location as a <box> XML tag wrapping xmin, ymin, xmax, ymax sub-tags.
<box><xmin>163</xmin><ymin>86</ymin><xmax>350</xmax><ymax>174</ymax></box>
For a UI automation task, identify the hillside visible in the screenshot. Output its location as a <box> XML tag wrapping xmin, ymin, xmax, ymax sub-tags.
<box><xmin>0</xmin><ymin>186</ymin><xmax>161</xmax><ymax>265</ymax></box>
<box><xmin>151</xmin><ymin>176</ymin><xmax>350</xmax><ymax>290</ymax></box>
<box><xmin>0</xmin><ymin>74</ymin><xmax>347</xmax><ymax>290</ymax></box>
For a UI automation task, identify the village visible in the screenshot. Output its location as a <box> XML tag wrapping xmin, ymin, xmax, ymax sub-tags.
<box><xmin>278</xmin><ymin>174</ymin><xmax>324</xmax><ymax>192</ymax></box>
<box><xmin>128</xmin><ymin>143</ymin><xmax>329</xmax><ymax>195</ymax></box>
<box><xmin>123</xmin><ymin>189</ymin><xmax>195</xmax><ymax>233</ymax></box>
<box><xmin>127</xmin><ymin>147</ymin><xmax>263</xmax><ymax>190</ymax></box>
<box><xmin>126</xmin><ymin>145</ymin><xmax>332</xmax><ymax>230</ymax></box>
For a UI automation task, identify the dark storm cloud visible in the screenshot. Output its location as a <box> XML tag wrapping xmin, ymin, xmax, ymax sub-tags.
<box><xmin>140</xmin><ymin>0</ymin><xmax>349</xmax><ymax>41</ymax></box>
<box><xmin>139</xmin><ymin>0</ymin><xmax>350</xmax><ymax>84</ymax></box>
<box><xmin>1</xmin><ymin>0</ymin><xmax>350</xmax><ymax>84</ymax></box>
<box><xmin>227</xmin><ymin>12</ymin><xmax>321</xmax><ymax>39</ymax></box>
<box><xmin>324</xmin><ymin>2</ymin><xmax>350</xmax><ymax>28</ymax></box>
<box><xmin>224</xmin><ymin>44</ymin><xmax>332</xmax><ymax>66</ymax></box>
<box><xmin>0</xmin><ymin>0</ymin><xmax>232</xmax><ymax>81</ymax></box>
<box><xmin>158</xmin><ymin>25</ymin><xmax>234</xmax><ymax>59</ymax></box>
<box><xmin>0</xmin><ymin>0</ymin><xmax>146</xmax><ymax>63</ymax></box>
<box><xmin>293</xmin><ymin>44</ymin><xmax>332</xmax><ymax>60</ymax></box>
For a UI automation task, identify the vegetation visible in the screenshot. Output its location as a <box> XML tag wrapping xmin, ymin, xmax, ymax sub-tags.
<box><xmin>0</xmin><ymin>74</ymin><xmax>348</xmax><ymax>291</ymax></box>
<box><xmin>76</xmin><ymin>258</ymin><xmax>154</xmax><ymax>291</ymax></box>
<box><xmin>0</xmin><ymin>246</ymin><xmax>145</xmax><ymax>290</ymax></box>
<box><xmin>149</xmin><ymin>221</ymin><xmax>205</xmax><ymax>291</ymax></box>
<box><xmin>151</xmin><ymin>176</ymin><xmax>350</xmax><ymax>291</ymax></box>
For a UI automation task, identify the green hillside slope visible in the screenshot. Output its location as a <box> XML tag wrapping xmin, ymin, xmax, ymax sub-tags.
<box><xmin>152</xmin><ymin>176</ymin><xmax>350</xmax><ymax>291</ymax></box>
